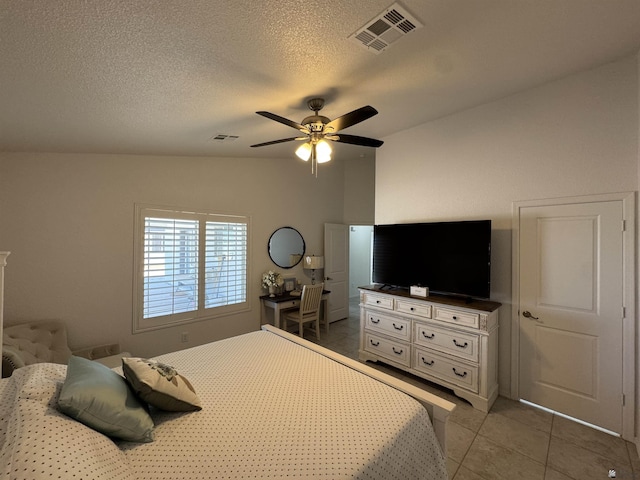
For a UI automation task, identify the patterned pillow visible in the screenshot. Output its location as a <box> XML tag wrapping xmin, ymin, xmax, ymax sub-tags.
<box><xmin>122</xmin><ymin>357</ymin><xmax>202</xmax><ymax>412</ymax></box>
<box><xmin>58</xmin><ymin>356</ymin><xmax>155</xmax><ymax>442</ymax></box>
<box><xmin>0</xmin><ymin>363</ymin><xmax>136</xmax><ymax>480</ymax></box>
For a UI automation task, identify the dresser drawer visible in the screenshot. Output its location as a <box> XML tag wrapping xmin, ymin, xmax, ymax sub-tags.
<box><xmin>433</xmin><ymin>306</ymin><xmax>479</xmax><ymax>329</ymax></box>
<box><xmin>364</xmin><ymin>294</ymin><xmax>394</xmax><ymax>310</ymax></box>
<box><xmin>396</xmin><ymin>300</ymin><xmax>432</xmax><ymax>319</ymax></box>
<box><xmin>364</xmin><ymin>332</ymin><xmax>410</xmax><ymax>367</ymax></box>
<box><xmin>414</xmin><ymin>322</ymin><xmax>479</xmax><ymax>362</ymax></box>
<box><xmin>365</xmin><ymin>311</ymin><xmax>411</xmax><ymax>341</ymax></box>
<box><xmin>413</xmin><ymin>348</ymin><xmax>479</xmax><ymax>392</ymax></box>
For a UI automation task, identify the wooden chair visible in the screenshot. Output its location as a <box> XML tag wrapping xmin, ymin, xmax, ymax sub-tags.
<box><xmin>282</xmin><ymin>283</ymin><xmax>323</xmax><ymax>340</ymax></box>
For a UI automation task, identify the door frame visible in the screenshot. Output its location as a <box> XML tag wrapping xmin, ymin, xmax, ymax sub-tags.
<box><xmin>510</xmin><ymin>192</ymin><xmax>636</xmax><ymax>441</ymax></box>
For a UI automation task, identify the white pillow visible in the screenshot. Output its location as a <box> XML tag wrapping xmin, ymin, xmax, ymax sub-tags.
<box><xmin>0</xmin><ymin>363</ymin><xmax>136</xmax><ymax>480</ymax></box>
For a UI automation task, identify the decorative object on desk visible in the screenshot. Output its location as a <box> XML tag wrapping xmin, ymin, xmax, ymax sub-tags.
<box><xmin>268</xmin><ymin>227</ymin><xmax>305</xmax><ymax>268</ymax></box>
<box><xmin>283</xmin><ymin>277</ymin><xmax>296</xmax><ymax>292</ymax></box>
<box><xmin>303</xmin><ymin>255</ymin><xmax>324</xmax><ymax>285</ymax></box>
<box><xmin>262</xmin><ymin>270</ymin><xmax>283</xmax><ymax>297</ymax></box>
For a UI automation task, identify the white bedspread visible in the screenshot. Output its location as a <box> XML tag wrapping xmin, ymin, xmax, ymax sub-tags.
<box><xmin>0</xmin><ymin>330</ymin><xmax>447</xmax><ymax>480</ymax></box>
<box><xmin>122</xmin><ymin>331</ymin><xmax>447</xmax><ymax>479</ymax></box>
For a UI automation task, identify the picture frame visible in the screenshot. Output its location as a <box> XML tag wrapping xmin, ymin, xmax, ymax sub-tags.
<box><xmin>283</xmin><ymin>277</ymin><xmax>296</xmax><ymax>292</ymax></box>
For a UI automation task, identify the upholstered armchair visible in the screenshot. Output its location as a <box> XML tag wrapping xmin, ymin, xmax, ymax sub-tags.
<box><xmin>2</xmin><ymin>320</ymin><xmax>129</xmax><ymax>377</ymax></box>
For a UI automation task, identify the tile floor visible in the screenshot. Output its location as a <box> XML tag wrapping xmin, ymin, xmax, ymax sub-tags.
<box><xmin>305</xmin><ymin>299</ymin><xmax>640</xmax><ymax>480</ymax></box>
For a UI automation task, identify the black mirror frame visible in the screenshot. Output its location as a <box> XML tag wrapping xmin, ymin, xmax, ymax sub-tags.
<box><xmin>267</xmin><ymin>226</ymin><xmax>306</xmax><ymax>269</ymax></box>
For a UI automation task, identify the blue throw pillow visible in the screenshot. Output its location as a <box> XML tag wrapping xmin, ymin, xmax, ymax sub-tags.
<box><xmin>58</xmin><ymin>356</ymin><xmax>154</xmax><ymax>442</ymax></box>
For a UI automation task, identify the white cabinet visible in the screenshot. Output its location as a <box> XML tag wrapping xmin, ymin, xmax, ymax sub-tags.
<box><xmin>359</xmin><ymin>286</ymin><xmax>500</xmax><ymax>412</ymax></box>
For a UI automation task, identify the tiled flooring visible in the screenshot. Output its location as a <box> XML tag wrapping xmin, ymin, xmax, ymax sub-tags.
<box><xmin>305</xmin><ymin>299</ymin><xmax>640</xmax><ymax>480</ymax></box>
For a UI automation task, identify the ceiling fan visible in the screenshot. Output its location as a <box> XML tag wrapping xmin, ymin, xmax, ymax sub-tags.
<box><xmin>251</xmin><ymin>98</ymin><xmax>383</xmax><ymax>175</ymax></box>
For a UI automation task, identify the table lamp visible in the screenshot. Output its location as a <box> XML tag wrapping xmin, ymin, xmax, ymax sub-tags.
<box><xmin>303</xmin><ymin>255</ymin><xmax>324</xmax><ymax>284</ymax></box>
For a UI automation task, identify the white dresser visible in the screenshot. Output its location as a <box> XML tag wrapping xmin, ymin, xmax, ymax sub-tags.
<box><xmin>359</xmin><ymin>285</ymin><xmax>500</xmax><ymax>412</ymax></box>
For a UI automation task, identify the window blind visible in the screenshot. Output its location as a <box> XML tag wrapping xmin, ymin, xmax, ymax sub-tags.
<box><xmin>134</xmin><ymin>205</ymin><xmax>250</xmax><ymax>333</ymax></box>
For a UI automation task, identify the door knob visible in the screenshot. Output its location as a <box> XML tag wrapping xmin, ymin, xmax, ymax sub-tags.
<box><xmin>522</xmin><ymin>311</ymin><xmax>539</xmax><ymax>320</ymax></box>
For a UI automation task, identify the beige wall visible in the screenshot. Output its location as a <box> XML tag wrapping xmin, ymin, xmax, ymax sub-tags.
<box><xmin>343</xmin><ymin>155</ymin><xmax>375</xmax><ymax>225</ymax></box>
<box><xmin>637</xmin><ymin>50</ymin><xmax>640</xmax><ymax>447</ymax></box>
<box><xmin>376</xmin><ymin>55</ymin><xmax>639</xmax><ymax>398</ymax></box>
<box><xmin>0</xmin><ymin>151</ymin><xmax>374</xmax><ymax>357</ymax></box>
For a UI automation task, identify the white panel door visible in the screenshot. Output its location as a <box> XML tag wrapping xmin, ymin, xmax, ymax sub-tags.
<box><xmin>519</xmin><ymin>201</ymin><xmax>623</xmax><ymax>433</ymax></box>
<box><xmin>324</xmin><ymin>223</ymin><xmax>349</xmax><ymax>322</ymax></box>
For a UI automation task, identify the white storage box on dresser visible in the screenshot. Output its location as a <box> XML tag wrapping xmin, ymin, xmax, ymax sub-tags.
<box><xmin>359</xmin><ymin>285</ymin><xmax>501</xmax><ymax>412</ymax></box>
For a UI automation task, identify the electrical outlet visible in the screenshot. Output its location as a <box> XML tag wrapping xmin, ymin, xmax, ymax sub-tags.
<box><xmin>180</xmin><ymin>332</ymin><xmax>189</xmax><ymax>343</ymax></box>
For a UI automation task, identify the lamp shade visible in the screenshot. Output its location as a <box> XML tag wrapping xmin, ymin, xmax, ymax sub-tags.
<box><xmin>315</xmin><ymin>140</ymin><xmax>332</xmax><ymax>163</ymax></box>
<box><xmin>295</xmin><ymin>143</ymin><xmax>312</xmax><ymax>161</ymax></box>
<box><xmin>303</xmin><ymin>255</ymin><xmax>324</xmax><ymax>269</ymax></box>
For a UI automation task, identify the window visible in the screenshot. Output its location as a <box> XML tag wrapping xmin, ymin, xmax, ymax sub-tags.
<box><xmin>134</xmin><ymin>205</ymin><xmax>250</xmax><ymax>333</ymax></box>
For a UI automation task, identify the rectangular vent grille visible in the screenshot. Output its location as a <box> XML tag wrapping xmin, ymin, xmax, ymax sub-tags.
<box><xmin>349</xmin><ymin>2</ymin><xmax>423</xmax><ymax>54</ymax></box>
<box><xmin>210</xmin><ymin>134</ymin><xmax>239</xmax><ymax>142</ymax></box>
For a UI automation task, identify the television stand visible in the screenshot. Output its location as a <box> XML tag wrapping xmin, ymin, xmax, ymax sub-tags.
<box><xmin>358</xmin><ymin>285</ymin><xmax>501</xmax><ymax>412</ymax></box>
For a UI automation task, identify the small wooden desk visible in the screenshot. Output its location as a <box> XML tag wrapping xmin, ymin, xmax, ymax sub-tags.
<box><xmin>260</xmin><ymin>291</ymin><xmax>331</xmax><ymax>332</ymax></box>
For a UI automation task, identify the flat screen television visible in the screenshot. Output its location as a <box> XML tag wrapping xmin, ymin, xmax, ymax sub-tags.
<box><xmin>372</xmin><ymin>220</ymin><xmax>491</xmax><ymax>299</ymax></box>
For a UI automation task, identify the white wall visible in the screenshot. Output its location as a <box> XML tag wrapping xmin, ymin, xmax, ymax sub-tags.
<box><xmin>0</xmin><ymin>151</ymin><xmax>374</xmax><ymax>357</ymax></box>
<box><xmin>343</xmin><ymin>155</ymin><xmax>375</xmax><ymax>225</ymax></box>
<box><xmin>376</xmin><ymin>55</ymin><xmax>639</xmax><ymax>398</ymax></box>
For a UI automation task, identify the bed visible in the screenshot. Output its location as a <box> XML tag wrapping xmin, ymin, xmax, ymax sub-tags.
<box><xmin>0</xmin><ymin>323</ymin><xmax>455</xmax><ymax>480</ymax></box>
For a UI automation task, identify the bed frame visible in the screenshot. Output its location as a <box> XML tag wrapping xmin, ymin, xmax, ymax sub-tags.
<box><xmin>262</xmin><ymin>324</ymin><xmax>456</xmax><ymax>455</ymax></box>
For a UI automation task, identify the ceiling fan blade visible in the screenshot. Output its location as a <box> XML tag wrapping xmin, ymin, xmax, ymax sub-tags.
<box><xmin>324</xmin><ymin>106</ymin><xmax>378</xmax><ymax>133</ymax></box>
<box><xmin>256</xmin><ymin>111</ymin><xmax>309</xmax><ymax>133</ymax></box>
<box><xmin>333</xmin><ymin>134</ymin><xmax>384</xmax><ymax>148</ymax></box>
<box><xmin>250</xmin><ymin>137</ymin><xmax>302</xmax><ymax>148</ymax></box>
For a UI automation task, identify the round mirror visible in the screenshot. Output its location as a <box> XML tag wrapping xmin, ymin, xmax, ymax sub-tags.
<box><xmin>268</xmin><ymin>227</ymin><xmax>305</xmax><ymax>269</ymax></box>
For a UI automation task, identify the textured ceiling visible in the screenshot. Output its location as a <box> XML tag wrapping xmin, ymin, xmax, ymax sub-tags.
<box><xmin>2</xmin><ymin>0</ymin><xmax>640</xmax><ymax>159</ymax></box>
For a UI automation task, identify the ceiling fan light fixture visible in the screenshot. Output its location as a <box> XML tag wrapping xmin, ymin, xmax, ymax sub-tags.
<box><xmin>295</xmin><ymin>142</ymin><xmax>312</xmax><ymax>161</ymax></box>
<box><xmin>316</xmin><ymin>139</ymin><xmax>332</xmax><ymax>163</ymax></box>
<box><xmin>253</xmin><ymin>97</ymin><xmax>383</xmax><ymax>177</ymax></box>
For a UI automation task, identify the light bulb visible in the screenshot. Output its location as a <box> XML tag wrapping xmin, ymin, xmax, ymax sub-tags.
<box><xmin>295</xmin><ymin>143</ymin><xmax>311</xmax><ymax>161</ymax></box>
<box><xmin>316</xmin><ymin>139</ymin><xmax>332</xmax><ymax>163</ymax></box>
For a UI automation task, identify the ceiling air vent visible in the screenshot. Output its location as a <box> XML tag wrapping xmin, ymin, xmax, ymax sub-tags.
<box><xmin>349</xmin><ymin>2</ymin><xmax>423</xmax><ymax>54</ymax></box>
<box><xmin>210</xmin><ymin>134</ymin><xmax>239</xmax><ymax>142</ymax></box>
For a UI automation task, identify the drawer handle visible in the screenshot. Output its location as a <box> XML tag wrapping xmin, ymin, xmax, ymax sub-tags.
<box><xmin>422</xmin><ymin>332</ymin><xmax>435</xmax><ymax>339</ymax></box>
<box><xmin>371</xmin><ymin>318</ymin><xmax>380</xmax><ymax>324</ymax></box>
<box><xmin>370</xmin><ymin>339</ymin><xmax>380</xmax><ymax>347</ymax></box>
<box><xmin>392</xmin><ymin>323</ymin><xmax>404</xmax><ymax>331</ymax></box>
<box><xmin>452</xmin><ymin>315</ymin><xmax>458</xmax><ymax>320</ymax></box>
<box><xmin>421</xmin><ymin>357</ymin><xmax>434</xmax><ymax>366</ymax></box>
<box><xmin>410</xmin><ymin>307</ymin><xmax>415</xmax><ymax>311</ymax></box>
<box><xmin>392</xmin><ymin>347</ymin><xmax>403</xmax><ymax>355</ymax></box>
<box><xmin>453</xmin><ymin>339</ymin><xmax>468</xmax><ymax>348</ymax></box>
<box><xmin>376</xmin><ymin>300</ymin><xmax>381</xmax><ymax>304</ymax></box>
<box><xmin>452</xmin><ymin>368</ymin><xmax>468</xmax><ymax>378</ymax></box>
